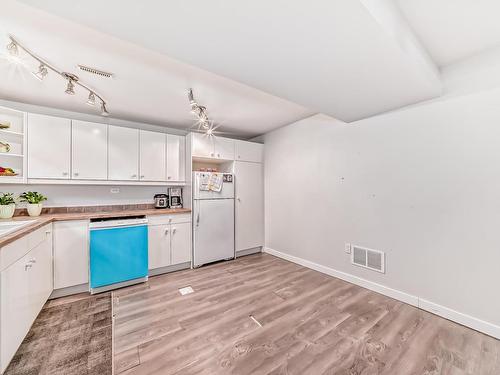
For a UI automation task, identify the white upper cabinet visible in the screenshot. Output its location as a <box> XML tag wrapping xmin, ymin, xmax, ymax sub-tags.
<box><xmin>72</xmin><ymin>121</ymin><xmax>108</xmax><ymax>180</ymax></box>
<box><xmin>27</xmin><ymin>114</ymin><xmax>71</xmax><ymax>179</ymax></box>
<box><xmin>235</xmin><ymin>140</ymin><xmax>264</xmax><ymax>163</ymax></box>
<box><xmin>108</xmin><ymin>125</ymin><xmax>139</xmax><ymax>181</ymax></box>
<box><xmin>191</xmin><ymin>132</ymin><xmax>214</xmax><ymax>159</ymax></box>
<box><xmin>214</xmin><ymin>137</ymin><xmax>235</xmax><ymax>160</ymax></box>
<box><xmin>191</xmin><ymin>132</ymin><xmax>234</xmax><ymax>160</ymax></box>
<box><xmin>140</xmin><ymin>130</ymin><xmax>166</xmax><ymax>181</ymax></box>
<box><xmin>166</xmin><ymin>134</ymin><xmax>185</xmax><ymax>182</ymax></box>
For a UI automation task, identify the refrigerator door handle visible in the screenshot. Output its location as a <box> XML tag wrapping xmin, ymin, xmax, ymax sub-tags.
<box><xmin>195</xmin><ymin>202</ymin><xmax>200</xmax><ymax>227</ymax></box>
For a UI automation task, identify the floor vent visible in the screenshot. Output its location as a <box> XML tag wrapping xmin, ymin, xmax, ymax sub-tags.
<box><xmin>351</xmin><ymin>245</ymin><xmax>385</xmax><ymax>273</ymax></box>
<box><xmin>179</xmin><ymin>286</ymin><xmax>194</xmax><ymax>295</ymax></box>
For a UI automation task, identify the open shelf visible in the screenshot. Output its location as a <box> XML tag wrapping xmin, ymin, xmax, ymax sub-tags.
<box><xmin>0</xmin><ymin>129</ymin><xmax>23</xmax><ymax>136</ymax></box>
<box><xmin>0</xmin><ymin>153</ymin><xmax>23</xmax><ymax>158</ymax></box>
<box><xmin>0</xmin><ymin>106</ymin><xmax>26</xmax><ymax>184</ymax></box>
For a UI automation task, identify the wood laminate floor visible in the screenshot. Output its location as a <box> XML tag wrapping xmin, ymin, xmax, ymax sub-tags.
<box><xmin>112</xmin><ymin>254</ymin><xmax>500</xmax><ymax>375</ymax></box>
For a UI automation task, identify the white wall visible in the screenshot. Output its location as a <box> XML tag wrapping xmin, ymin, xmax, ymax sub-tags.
<box><xmin>263</xmin><ymin>88</ymin><xmax>500</xmax><ymax>334</ymax></box>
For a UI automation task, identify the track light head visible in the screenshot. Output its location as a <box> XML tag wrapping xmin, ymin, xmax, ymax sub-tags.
<box><xmin>32</xmin><ymin>63</ymin><xmax>48</xmax><ymax>81</ymax></box>
<box><xmin>87</xmin><ymin>92</ymin><xmax>96</xmax><ymax>106</ymax></box>
<box><xmin>6</xmin><ymin>40</ymin><xmax>18</xmax><ymax>56</ymax></box>
<box><xmin>65</xmin><ymin>79</ymin><xmax>75</xmax><ymax>95</ymax></box>
<box><xmin>100</xmin><ymin>102</ymin><xmax>109</xmax><ymax>116</ymax></box>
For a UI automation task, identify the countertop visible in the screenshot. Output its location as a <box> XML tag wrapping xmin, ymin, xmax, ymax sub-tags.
<box><xmin>0</xmin><ymin>208</ymin><xmax>191</xmax><ymax>248</ymax></box>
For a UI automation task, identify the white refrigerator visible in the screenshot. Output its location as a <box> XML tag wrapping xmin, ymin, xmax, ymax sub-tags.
<box><xmin>193</xmin><ymin>172</ymin><xmax>235</xmax><ymax>267</ymax></box>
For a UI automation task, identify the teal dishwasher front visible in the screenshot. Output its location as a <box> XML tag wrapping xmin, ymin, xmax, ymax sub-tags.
<box><xmin>89</xmin><ymin>216</ymin><xmax>148</xmax><ymax>293</ymax></box>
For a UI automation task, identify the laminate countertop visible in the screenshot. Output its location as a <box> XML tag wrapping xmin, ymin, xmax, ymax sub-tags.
<box><xmin>0</xmin><ymin>208</ymin><xmax>191</xmax><ymax>248</ymax></box>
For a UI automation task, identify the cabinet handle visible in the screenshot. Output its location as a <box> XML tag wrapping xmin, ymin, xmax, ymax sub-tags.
<box><xmin>210</xmin><ymin>152</ymin><xmax>214</xmax><ymax>157</ymax></box>
<box><xmin>29</xmin><ymin>258</ymin><xmax>37</xmax><ymax>264</ymax></box>
<box><xmin>62</xmin><ymin>172</ymin><xmax>68</xmax><ymax>176</ymax></box>
<box><xmin>167</xmin><ymin>176</ymin><xmax>171</xmax><ymax>180</ymax></box>
<box><xmin>217</xmin><ymin>153</ymin><xmax>220</xmax><ymax>158</ymax></box>
<box><xmin>172</xmin><ymin>228</ymin><xmax>177</xmax><ymax>234</ymax></box>
<box><xmin>74</xmin><ymin>172</ymin><xmax>79</xmax><ymax>177</ymax></box>
<box><xmin>237</xmin><ymin>198</ymin><xmax>241</xmax><ymax>202</ymax></box>
<box><xmin>140</xmin><ymin>175</ymin><xmax>145</xmax><ymax>179</ymax></box>
<box><xmin>45</xmin><ymin>230</ymin><xmax>51</xmax><ymax>235</ymax></box>
<box><xmin>25</xmin><ymin>263</ymin><xmax>32</xmax><ymax>271</ymax></box>
<box><xmin>132</xmin><ymin>174</ymin><xmax>137</xmax><ymax>178</ymax></box>
<box><xmin>165</xmin><ymin>229</ymin><xmax>169</xmax><ymax>235</ymax></box>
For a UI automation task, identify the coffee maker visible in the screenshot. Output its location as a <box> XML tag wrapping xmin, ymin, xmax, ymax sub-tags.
<box><xmin>168</xmin><ymin>187</ymin><xmax>183</xmax><ymax>208</ymax></box>
<box><xmin>154</xmin><ymin>193</ymin><xmax>168</xmax><ymax>209</ymax></box>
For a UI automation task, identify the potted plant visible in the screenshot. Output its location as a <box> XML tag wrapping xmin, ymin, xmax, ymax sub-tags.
<box><xmin>20</xmin><ymin>191</ymin><xmax>47</xmax><ymax>217</ymax></box>
<box><xmin>0</xmin><ymin>193</ymin><xmax>16</xmax><ymax>219</ymax></box>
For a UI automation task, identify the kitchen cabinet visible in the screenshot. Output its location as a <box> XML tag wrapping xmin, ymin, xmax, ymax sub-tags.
<box><xmin>0</xmin><ymin>224</ymin><xmax>52</xmax><ymax>373</ymax></box>
<box><xmin>148</xmin><ymin>224</ymin><xmax>171</xmax><ymax>269</ymax></box>
<box><xmin>235</xmin><ymin>140</ymin><xmax>264</xmax><ymax>163</ymax></box>
<box><xmin>148</xmin><ymin>214</ymin><xmax>191</xmax><ymax>271</ymax></box>
<box><xmin>166</xmin><ymin>134</ymin><xmax>185</xmax><ymax>182</ymax></box>
<box><xmin>171</xmin><ymin>222</ymin><xmax>191</xmax><ymax>264</ymax></box>
<box><xmin>27</xmin><ymin>114</ymin><xmax>71</xmax><ymax>179</ymax></box>
<box><xmin>234</xmin><ymin>161</ymin><xmax>264</xmax><ymax>252</ymax></box>
<box><xmin>191</xmin><ymin>132</ymin><xmax>234</xmax><ymax>160</ymax></box>
<box><xmin>140</xmin><ymin>130</ymin><xmax>166</xmax><ymax>181</ymax></box>
<box><xmin>72</xmin><ymin>120</ymin><xmax>108</xmax><ymax>180</ymax></box>
<box><xmin>53</xmin><ymin>220</ymin><xmax>89</xmax><ymax>290</ymax></box>
<box><xmin>108</xmin><ymin>125</ymin><xmax>139</xmax><ymax>180</ymax></box>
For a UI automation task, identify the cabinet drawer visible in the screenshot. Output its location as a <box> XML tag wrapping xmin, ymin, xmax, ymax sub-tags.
<box><xmin>0</xmin><ymin>224</ymin><xmax>51</xmax><ymax>271</ymax></box>
<box><xmin>148</xmin><ymin>213</ymin><xmax>191</xmax><ymax>226</ymax></box>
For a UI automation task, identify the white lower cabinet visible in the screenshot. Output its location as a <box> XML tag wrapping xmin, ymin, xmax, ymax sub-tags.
<box><xmin>53</xmin><ymin>220</ymin><xmax>89</xmax><ymax>289</ymax></box>
<box><xmin>0</xmin><ymin>224</ymin><xmax>53</xmax><ymax>373</ymax></box>
<box><xmin>148</xmin><ymin>215</ymin><xmax>191</xmax><ymax>271</ymax></box>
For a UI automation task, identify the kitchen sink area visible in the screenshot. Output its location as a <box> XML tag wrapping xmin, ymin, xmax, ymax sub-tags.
<box><xmin>0</xmin><ymin>220</ymin><xmax>34</xmax><ymax>237</ymax></box>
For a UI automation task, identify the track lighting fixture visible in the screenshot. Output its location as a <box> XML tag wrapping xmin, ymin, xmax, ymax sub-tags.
<box><xmin>5</xmin><ymin>34</ymin><xmax>110</xmax><ymax>115</ymax></box>
<box><xmin>87</xmin><ymin>92</ymin><xmax>96</xmax><ymax>106</ymax></box>
<box><xmin>64</xmin><ymin>78</ymin><xmax>75</xmax><ymax>95</ymax></box>
<box><xmin>100</xmin><ymin>102</ymin><xmax>109</xmax><ymax>116</ymax></box>
<box><xmin>32</xmin><ymin>63</ymin><xmax>48</xmax><ymax>81</ymax></box>
<box><xmin>6</xmin><ymin>40</ymin><xmax>18</xmax><ymax>56</ymax></box>
<box><xmin>187</xmin><ymin>88</ymin><xmax>214</xmax><ymax>134</ymax></box>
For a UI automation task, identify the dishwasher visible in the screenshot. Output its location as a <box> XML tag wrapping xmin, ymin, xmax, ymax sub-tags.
<box><xmin>89</xmin><ymin>216</ymin><xmax>148</xmax><ymax>294</ymax></box>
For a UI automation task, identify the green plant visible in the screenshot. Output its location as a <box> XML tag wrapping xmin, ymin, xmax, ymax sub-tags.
<box><xmin>0</xmin><ymin>193</ymin><xmax>15</xmax><ymax>205</ymax></box>
<box><xmin>20</xmin><ymin>191</ymin><xmax>47</xmax><ymax>204</ymax></box>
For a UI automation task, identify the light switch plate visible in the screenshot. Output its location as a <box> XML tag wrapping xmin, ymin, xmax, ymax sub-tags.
<box><xmin>344</xmin><ymin>243</ymin><xmax>351</xmax><ymax>254</ymax></box>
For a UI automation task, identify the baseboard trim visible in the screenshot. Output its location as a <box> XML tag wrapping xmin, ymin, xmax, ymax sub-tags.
<box><xmin>236</xmin><ymin>247</ymin><xmax>262</xmax><ymax>258</ymax></box>
<box><xmin>149</xmin><ymin>262</ymin><xmax>191</xmax><ymax>277</ymax></box>
<box><xmin>50</xmin><ymin>283</ymin><xmax>89</xmax><ymax>299</ymax></box>
<box><xmin>264</xmin><ymin>247</ymin><xmax>500</xmax><ymax>339</ymax></box>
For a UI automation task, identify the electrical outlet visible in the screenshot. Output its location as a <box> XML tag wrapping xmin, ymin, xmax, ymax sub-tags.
<box><xmin>110</xmin><ymin>188</ymin><xmax>120</xmax><ymax>194</ymax></box>
<box><xmin>344</xmin><ymin>243</ymin><xmax>351</xmax><ymax>254</ymax></box>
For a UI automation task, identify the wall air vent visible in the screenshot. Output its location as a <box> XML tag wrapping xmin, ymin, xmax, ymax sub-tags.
<box><xmin>77</xmin><ymin>65</ymin><xmax>113</xmax><ymax>79</ymax></box>
<box><xmin>351</xmin><ymin>245</ymin><xmax>385</xmax><ymax>273</ymax></box>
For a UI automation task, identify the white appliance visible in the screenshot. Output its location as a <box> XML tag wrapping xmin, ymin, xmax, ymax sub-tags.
<box><xmin>193</xmin><ymin>171</ymin><xmax>235</xmax><ymax>267</ymax></box>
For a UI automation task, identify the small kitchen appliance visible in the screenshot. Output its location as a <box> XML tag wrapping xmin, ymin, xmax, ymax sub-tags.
<box><xmin>154</xmin><ymin>193</ymin><xmax>168</xmax><ymax>209</ymax></box>
<box><xmin>168</xmin><ymin>188</ymin><xmax>183</xmax><ymax>208</ymax></box>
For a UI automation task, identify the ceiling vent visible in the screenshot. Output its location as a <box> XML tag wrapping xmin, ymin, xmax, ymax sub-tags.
<box><xmin>77</xmin><ymin>65</ymin><xmax>113</xmax><ymax>79</ymax></box>
<box><xmin>351</xmin><ymin>245</ymin><xmax>385</xmax><ymax>273</ymax></box>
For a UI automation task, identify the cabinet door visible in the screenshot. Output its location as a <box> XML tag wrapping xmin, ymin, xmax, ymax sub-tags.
<box><xmin>28</xmin><ymin>233</ymin><xmax>53</xmax><ymax>320</ymax></box>
<box><xmin>171</xmin><ymin>222</ymin><xmax>191</xmax><ymax>265</ymax></box>
<box><xmin>72</xmin><ymin>120</ymin><xmax>108</xmax><ymax>180</ymax></box>
<box><xmin>108</xmin><ymin>125</ymin><xmax>139</xmax><ymax>180</ymax></box>
<box><xmin>1</xmin><ymin>253</ymin><xmax>32</xmax><ymax>373</ymax></box>
<box><xmin>235</xmin><ymin>140</ymin><xmax>264</xmax><ymax>163</ymax></box>
<box><xmin>234</xmin><ymin>161</ymin><xmax>264</xmax><ymax>251</ymax></box>
<box><xmin>53</xmin><ymin>220</ymin><xmax>89</xmax><ymax>289</ymax></box>
<box><xmin>148</xmin><ymin>224</ymin><xmax>171</xmax><ymax>269</ymax></box>
<box><xmin>166</xmin><ymin>134</ymin><xmax>185</xmax><ymax>182</ymax></box>
<box><xmin>191</xmin><ymin>132</ymin><xmax>214</xmax><ymax>158</ymax></box>
<box><xmin>140</xmin><ymin>130</ymin><xmax>166</xmax><ymax>181</ymax></box>
<box><xmin>27</xmin><ymin>113</ymin><xmax>71</xmax><ymax>179</ymax></box>
<box><xmin>214</xmin><ymin>137</ymin><xmax>235</xmax><ymax>160</ymax></box>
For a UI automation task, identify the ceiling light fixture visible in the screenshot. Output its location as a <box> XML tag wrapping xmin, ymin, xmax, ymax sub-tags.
<box><xmin>100</xmin><ymin>102</ymin><xmax>109</xmax><ymax>116</ymax></box>
<box><xmin>188</xmin><ymin>88</ymin><xmax>214</xmax><ymax>134</ymax></box>
<box><xmin>32</xmin><ymin>63</ymin><xmax>48</xmax><ymax>81</ymax></box>
<box><xmin>5</xmin><ymin>34</ymin><xmax>110</xmax><ymax>115</ymax></box>
<box><xmin>87</xmin><ymin>92</ymin><xmax>96</xmax><ymax>106</ymax></box>
<box><xmin>6</xmin><ymin>40</ymin><xmax>18</xmax><ymax>56</ymax></box>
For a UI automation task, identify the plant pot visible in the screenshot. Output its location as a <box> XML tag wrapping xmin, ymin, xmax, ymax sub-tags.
<box><xmin>0</xmin><ymin>204</ymin><xmax>15</xmax><ymax>219</ymax></box>
<box><xmin>27</xmin><ymin>203</ymin><xmax>43</xmax><ymax>217</ymax></box>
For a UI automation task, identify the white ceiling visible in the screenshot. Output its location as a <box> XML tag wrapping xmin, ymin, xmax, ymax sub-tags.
<box><xmin>0</xmin><ymin>1</ymin><xmax>314</xmax><ymax>138</ymax></box>
<box><xmin>396</xmin><ymin>0</ymin><xmax>500</xmax><ymax>67</ymax></box>
<box><xmin>13</xmin><ymin>0</ymin><xmax>443</xmax><ymax>124</ymax></box>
